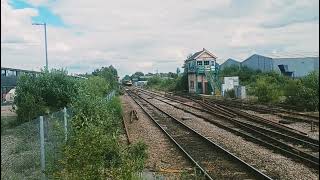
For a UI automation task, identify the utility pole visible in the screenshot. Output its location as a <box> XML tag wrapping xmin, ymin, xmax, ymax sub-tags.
<box><xmin>32</xmin><ymin>22</ymin><xmax>48</xmax><ymax>71</ymax></box>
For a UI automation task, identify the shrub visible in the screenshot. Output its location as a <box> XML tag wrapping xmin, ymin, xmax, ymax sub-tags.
<box><xmin>54</xmin><ymin>77</ymin><xmax>147</xmax><ymax>179</ymax></box>
<box><xmin>252</xmin><ymin>76</ymin><xmax>283</xmax><ymax>103</ymax></box>
<box><xmin>225</xmin><ymin>89</ymin><xmax>235</xmax><ymax>98</ymax></box>
<box><xmin>175</xmin><ymin>73</ymin><xmax>188</xmax><ymax>92</ymax></box>
<box><xmin>146</xmin><ymin>73</ymin><xmax>188</xmax><ymax>92</ymax></box>
<box><xmin>13</xmin><ymin>69</ymin><xmax>79</xmax><ymax>123</ymax></box>
<box><xmin>92</xmin><ymin>66</ymin><xmax>119</xmax><ymax>91</ymax></box>
<box><xmin>284</xmin><ymin>71</ymin><xmax>319</xmax><ymax>111</ymax></box>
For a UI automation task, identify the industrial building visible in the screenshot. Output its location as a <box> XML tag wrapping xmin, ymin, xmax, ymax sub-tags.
<box><xmin>183</xmin><ymin>48</ymin><xmax>218</xmax><ymax>94</ymax></box>
<box><xmin>220</xmin><ymin>54</ymin><xmax>319</xmax><ymax>77</ymax></box>
<box><xmin>219</xmin><ymin>58</ymin><xmax>240</xmax><ymax>70</ymax></box>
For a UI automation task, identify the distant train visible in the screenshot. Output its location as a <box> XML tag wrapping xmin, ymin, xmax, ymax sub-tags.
<box><xmin>122</xmin><ymin>80</ymin><xmax>133</xmax><ymax>86</ymax></box>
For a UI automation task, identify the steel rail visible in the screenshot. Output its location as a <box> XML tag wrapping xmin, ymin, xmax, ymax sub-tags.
<box><xmin>127</xmin><ymin>90</ymin><xmax>273</xmax><ymax>180</ymax></box>
<box><xmin>135</xmin><ymin>88</ymin><xmax>319</xmax><ymax>147</ymax></box>
<box><xmin>140</xmin><ymin>88</ymin><xmax>310</xmax><ymax>136</ymax></box>
<box><xmin>134</xmin><ymin>88</ymin><xmax>319</xmax><ymax>169</ymax></box>
<box><xmin>197</xmin><ymin>101</ymin><xmax>319</xmax><ymax>150</ymax></box>
<box><xmin>196</xmin><ymin>95</ymin><xmax>319</xmax><ymax>123</ymax></box>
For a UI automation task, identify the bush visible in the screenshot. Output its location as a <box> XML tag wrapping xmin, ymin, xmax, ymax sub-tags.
<box><xmin>284</xmin><ymin>71</ymin><xmax>319</xmax><ymax>111</ymax></box>
<box><xmin>175</xmin><ymin>73</ymin><xmax>188</xmax><ymax>92</ymax></box>
<box><xmin>92</xmin><ymin>66</ymin><xmax>119</xmax><ymax>91</ymax></box>
<box><xmin>224</xmin><ymin>89</ymin><xmax>235</xmax><ymax>98</ymax></box>
<box><xmin>13</xmin><ymin>66</ymin><xmax>148</xmax><ymax>178</ymax></box>
<box><xmin>219</xmin><ymin>65</ymin><xmax>261</xmax><ymax>86</ymax></box>
<box><xmin>54</xmin><ymin>77</ymin><xmax>147</xmax><ymax>179</ymax></box>
<box><xmin>14</xmin><ymin>69</ymin><xmax>79</xmax><ymax>123</ymax></box>
<box><xmin>146</xmin><ymin>73</ymin><xmax>188</xmax><ymax>92</ymax></box>
<box><xmin>252</xmin><ymin>76</ymin><xmax>283</xmax><ymax>103</ymax></box>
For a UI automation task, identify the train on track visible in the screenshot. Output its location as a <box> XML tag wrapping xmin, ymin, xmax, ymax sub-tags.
<box><xmin>122</xmin><ymin>80</ymin><xmax>133</xmax><ymax>86</ymax></box>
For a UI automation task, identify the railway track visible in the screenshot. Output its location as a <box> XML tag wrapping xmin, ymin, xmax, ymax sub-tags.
<box><xmin>176</xmin><ymin>92</ymin><xmax>319</xmax><ymax>125</ymax></box>
<box><xmin>133</xmin><ymin>88</ymin><xmax>319</xmax><ymax>170</ymax></box>
<box><xmin>126</xmin><ymin>89</ymin><xmax>273</xmax><ymax>180</ymax></box>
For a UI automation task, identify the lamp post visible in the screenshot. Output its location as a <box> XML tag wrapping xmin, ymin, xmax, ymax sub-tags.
<box><xmin>32</xmin><ymin>22</ymin><xmax>48</xmax><ymax>70</ymax></box>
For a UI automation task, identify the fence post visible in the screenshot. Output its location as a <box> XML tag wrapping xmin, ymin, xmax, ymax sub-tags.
<box><xmin>39</xmin><ymin>116</ymin><xmax>46</xmax><ymax>180</ymax></box>
<box><xmin>64</xmin><ymin>107</ymin><xmax>68</xmax><ymax>142</ymax></box>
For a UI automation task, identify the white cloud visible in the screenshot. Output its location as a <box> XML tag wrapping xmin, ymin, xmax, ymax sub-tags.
<box><xmin>1</xmin><ymin>0</ymin><xmax>319</xmax><ymax>77</ymax></box>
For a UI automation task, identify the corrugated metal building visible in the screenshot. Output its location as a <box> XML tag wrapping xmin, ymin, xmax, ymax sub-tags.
<box><xmin>220</xmin><ymin>58</ymin><xmax>240</xmax><ymax>70</ymax></box>
<box><xmin>241</xmin><ymin>54</ymin><xmax>274</xmax><ymax>73</ymax></box>
<box><xmin>272</xmin><ymin>57</ymin><xmax>319</xmax><ymax>77</ymax></box>
<box><xmin>221</xmin><ymin>54</ymin><xmax>319</xmax><ymax>77</ymax></box>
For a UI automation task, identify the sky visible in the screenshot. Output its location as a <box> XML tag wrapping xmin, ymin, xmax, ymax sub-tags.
<box><xmin>1</xmin><ymin>0</ymin><xmax>319</xmax><ymax>77</ymax></box>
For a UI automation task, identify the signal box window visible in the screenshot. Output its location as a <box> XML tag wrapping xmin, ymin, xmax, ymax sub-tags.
<box><xmin>197</xmin><ymin>61</ymin><xmax>203</xmax><ymax>66</ymax></box>
<box><xmin>204</xmin><ymin>61</ymin><xmax>209</xmax><ymax>65</ymax></box>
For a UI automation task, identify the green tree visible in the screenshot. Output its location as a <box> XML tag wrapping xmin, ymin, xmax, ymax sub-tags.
<box><xmin>175</xmin><ymin>73</ymin><xmax>188</xmax><ymax>92</ymax></box>
<box><xmin>284</xmin><ymin>71</ymin><xmax>319</xmax><ymax>111</ymax></box>
<box><xmin>133</xmin><ymin>71</ymin><xmax>144</xmax><ymax>77</ymax></box>
<box><xmin>122</xmin><ymin>75</ymin><xmax>131</xmax><ymax>81</ymax></box>
<box><xmin>14</xmin><ymin>69</ymin><xmax>79</xmax><ymax>122</ymax></box>
<box><xmin>92</xmin><ymin>66</ymin><xmax>118</xmax><ymax>90</ymax></box>
<box><xmin>219</xmin><ymin>65</ymin><xmax>261</xmax><ymax>85</ymax></box>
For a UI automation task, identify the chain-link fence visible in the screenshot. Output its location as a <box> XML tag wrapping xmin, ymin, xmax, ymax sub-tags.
<box><xmin>1</xmin><ymin>116</ymin><xmax>41</xmax><ymax>179</ymax></box>
<box><xmin>106</xmin><ymin>90</ymin><xmax>116</xmax><ymax>101</ymax></box>
<box><xmin>1</xmin><ymin>108</ymin><xmax>73</xmax><ymax>180</ymax></box>
<box><xmin>2</xmin><ymin>90</ymin><xmax>115</xmax><ymax>180</ymax></box>
<box><xmin>43</xmin><ymin>107</ymin><xmax>74</xmax><ymax>179</ymax></box>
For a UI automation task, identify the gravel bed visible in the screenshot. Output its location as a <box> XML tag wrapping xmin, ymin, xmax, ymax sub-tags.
<box><xmin>146</xmin><ymin>96</ymin><xmax>319</xmax><ymax>180</ymax></box>
<box><xmin>244</xmin><ymin>110</ymin><xmax>319</xmax><ymax>140</ymax></box>
<box><xmin>120</xmin><ymin>94</ymin><xmax>193</xmax><ymax>178</ymax></box>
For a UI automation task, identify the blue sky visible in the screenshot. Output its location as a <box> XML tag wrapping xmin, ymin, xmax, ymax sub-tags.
<box><xmin>9</xmin><ymin>0</ymin><xmax>65</xmax><ymax>27</ymax></box>
<box><xmin>2</xmin><ymin>0</ymin><xmax>319</xmax><ymax>77</ymax></box>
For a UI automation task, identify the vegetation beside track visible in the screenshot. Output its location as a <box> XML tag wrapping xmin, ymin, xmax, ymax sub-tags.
<box><xmin>220</xmin><ymin>66</ymin><xmax>319</xmax><ymax>111</ymax></box>
<box><xmin>141</xmin><ymin>65</ymin><xmax>319</xmax><ymax>111</ymax></box>
<box><xmin>14</xmin><ymin>69</ymin><xmax>79</xmax><ymax>123</ymax></box>
<box><xmin>146</xmin><ymin>73</ymin><xmax>188</xmax><ymax>92</ymax></box>
<box><xmin>12</xmin><ymin>67</ymin><xmax>148</xmax><ymax>179</ymax></box>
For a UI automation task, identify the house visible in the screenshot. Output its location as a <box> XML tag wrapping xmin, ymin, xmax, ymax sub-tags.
<box><xmin>183</xmin><ymin>48</ymin><xmax>218</xmax><ymax>94</ymax></box>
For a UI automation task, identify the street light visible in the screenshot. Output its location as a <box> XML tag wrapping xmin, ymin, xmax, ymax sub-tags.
<box><xmin>32</xmin><ymin>22</ymin><xmax>48</xmax><ymax>70</ymax></box>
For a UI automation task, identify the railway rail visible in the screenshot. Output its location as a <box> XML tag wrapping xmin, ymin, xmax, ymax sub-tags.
<box><xmin>133</xmin><ymin>88</ymin><xmax>319</xmax><ymax>170</ymax></box>
<box><xmin>175</xmin><ymin>92</ymin><xmax>319</xmax><ymax>125</ymax></box>
<box><xmin>126</xmin><ymin>89</ymin><xmax>273</xmax><ymax>180</ymax></box>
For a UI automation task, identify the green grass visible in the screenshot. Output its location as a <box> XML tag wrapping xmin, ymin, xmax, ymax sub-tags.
<box><xmin>1</xmin><ymin>115</ymin><xmax>41</xmax><ymax>179</ymax></box>
<box><xmin>1</xmin><ymin>116</ymin><xmax>19</xmax><ymax>134</ymax></box>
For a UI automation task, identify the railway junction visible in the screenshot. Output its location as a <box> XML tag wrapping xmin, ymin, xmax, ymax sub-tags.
<box><xmin>121</xmin><ymin>86</ymin><xmax>319</xmax><ymax>179</ymax></box>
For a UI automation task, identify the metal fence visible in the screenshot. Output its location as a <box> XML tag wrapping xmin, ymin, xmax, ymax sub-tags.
<box><xmin>1</xmin><ymin>90</ymin><xmax>116</xmax><ymax>180</ymax></box>
<box><xmin>106</xmin><ymin>90</ymin><xmax>116</xmax><ymax>101</ymax></box>
<box><xmin>1</xmin><ymin>115</ymin><xmax>41</xmax><ymax>180</ymax></box>
<box><xmin>42</xmin><ymin>107</ymin><xmax>74</xmax><ymax>179</ymax></box>
<box><xmin>1</xmin><ymin>108</ymin><xmax>72</xmax><ymax>180</ymax></box>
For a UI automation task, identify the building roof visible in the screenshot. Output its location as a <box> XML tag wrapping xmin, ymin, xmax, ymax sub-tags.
<box><xmin>222</xmin><ymin>58</ymin><xmax>240</xmax><ymax>64</ymax></box>
<box><xmin>241</xmin><ymin>54</ymin><xmax>273</xmax><ymax>64</ymax></box>
<box><xmin>185</xmin><ymin>48</ymin><xmax>217</xmax><ymax>62</ymax></box>
<box><xmin>1</xmin><ymin>67</ymin><xmax>40</xmax><ymax>74</ymax></box>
